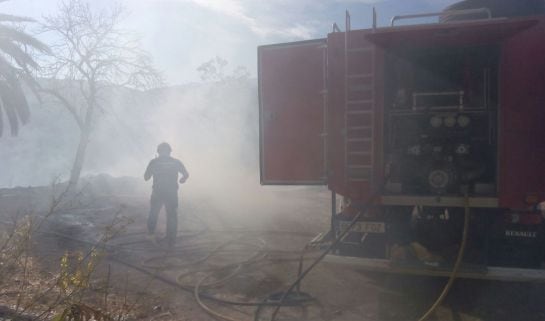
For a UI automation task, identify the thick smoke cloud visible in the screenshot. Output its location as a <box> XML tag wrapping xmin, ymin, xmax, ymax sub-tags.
<box><xmin>1</xmin><ymin>79</ymin><xmax>257</xmax><ymax>190</ymax></box>
<box><xmin>0</xmin><ymin>79</ymin><xmax>329</xmax><ymax>231</ymax></box>
<box><xmin>1</xmin><ymin>72</ymin><xmax>330</xmax><ymax>236</ymax></box>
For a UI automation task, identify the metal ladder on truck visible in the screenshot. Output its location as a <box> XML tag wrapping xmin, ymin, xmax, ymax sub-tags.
<box><xmin>344</xmin><ymin>10</ymin><xmax>376</xmax><ymax>184</ymax></box>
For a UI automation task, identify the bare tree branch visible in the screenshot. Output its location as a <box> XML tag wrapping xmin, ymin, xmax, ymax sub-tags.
<box><xmin>38</xmin><ymin>87</ymin><xmax>83</xmax><ymax>129</ymax></box>
<box><xmin>37</xmin><ymin>0</ymin><xmax>164</xmax><ymax>188</ymax></box>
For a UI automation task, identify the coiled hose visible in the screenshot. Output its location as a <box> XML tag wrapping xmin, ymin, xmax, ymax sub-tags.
<box><xmin>41</xmin><ymin>198</ymin><xmax>471</xmax><ymax>321</ymax></box>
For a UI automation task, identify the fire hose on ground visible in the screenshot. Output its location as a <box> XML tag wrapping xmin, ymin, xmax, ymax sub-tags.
<box><xmin>265</xmin><ymin>194</ymin><xmax>470</xmax><ymax>321</ymax></box>
<box><xmin>40</xmin><ymin>226</ymin><xmax>318</xmax><ymax>321</ymax></box>
<box><xmin>39</xmin><ymin>197</ymin><xmax>471</xmax><ymax>321</ymax></box>
<box><xmin>416</xmin><ymin>195</ymin><xmax>470</xmax><ymax>321</ymax></box>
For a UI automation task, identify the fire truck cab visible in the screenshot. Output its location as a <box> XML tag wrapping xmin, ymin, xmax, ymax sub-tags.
<box><xmin>258</xmin><ymin>3</ymin><xmax>545</xmax><ymax>281</ymax></box>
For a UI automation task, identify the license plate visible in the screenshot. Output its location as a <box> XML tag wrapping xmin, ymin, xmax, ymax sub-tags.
<box><xmin>339</xmin><ymin>221</ymin><xmax>386</xmax><ymax>234</ymax></box>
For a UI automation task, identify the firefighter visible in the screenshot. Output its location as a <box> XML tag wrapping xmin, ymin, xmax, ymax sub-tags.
<box><xmin>144</xmin><ymin>142</ymin><xmax>189</xmax><ymax>248</ymax></box>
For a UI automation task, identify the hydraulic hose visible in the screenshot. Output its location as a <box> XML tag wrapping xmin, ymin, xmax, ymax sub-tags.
<box><xmin>416</xmin><ymin>195</ymin><xmax>470</xmax><ymax>321</ymax></box>
<box><xmin>110</xmin><ymin>251</ymin><xmax>310</xmax><ymax>307</ymax></box>
<box><xmin>269</xmin><ymin>197</ymin><xmax>376</xmax><ymax>321</ymax></box>
<box><xmin>41</xmin><ymin>230</ymin><xmax>312</xmax><ymax>306</ymax></box>
<box><xmin>193</xmin><ymin>265</ymin><xmax>245</xmax><ymax>321</ymax></box>
<box><xmin>268</xmin><ymin>195</ymin><xmax>471</xmax><ymax>321</ymax></box>
<box><xmin>40</xmin><ymin>196</ymin><xmax>469</xmax><ymax>321</ymax></box>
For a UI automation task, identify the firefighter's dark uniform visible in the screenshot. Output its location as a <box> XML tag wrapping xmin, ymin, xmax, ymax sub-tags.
<box><xmin>144</xmin><ymin>156</ymin><xmax>188</xmax><ymax>247</ymax></box>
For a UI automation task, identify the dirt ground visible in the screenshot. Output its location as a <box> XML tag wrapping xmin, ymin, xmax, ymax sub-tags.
<box><xmin>1</xmin><ymin>178</ymin><xmax>545</xmax><ymax>321</ymax></box>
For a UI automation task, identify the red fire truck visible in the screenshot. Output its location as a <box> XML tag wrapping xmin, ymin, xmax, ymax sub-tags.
<box><xmin>258</xmin><ymin>1</ymin><xmax>545</xmax><ymax>281</ymax></box>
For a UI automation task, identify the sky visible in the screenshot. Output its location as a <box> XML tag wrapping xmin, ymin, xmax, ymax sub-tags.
<box><xmin>3</xmin><ymin>0</ymin><xmax>459</xmax><ymax>85</ymax></box>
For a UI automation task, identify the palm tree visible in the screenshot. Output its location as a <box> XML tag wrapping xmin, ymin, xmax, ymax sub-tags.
<box><xmin>0</xmin><ymin>11</ymin><xmax>49</xmax><ymax>137</ymax></box>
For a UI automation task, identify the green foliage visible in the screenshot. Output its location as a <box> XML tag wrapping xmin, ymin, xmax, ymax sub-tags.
<box><xmin>58</xmin><ymin>249</ymin><xmax>102</xmax><ymax>293</ymax></box>
<box><xmin>0</xmin><ymin>6</ymin><xmax>49</xmax><ymax>137</ymax></box>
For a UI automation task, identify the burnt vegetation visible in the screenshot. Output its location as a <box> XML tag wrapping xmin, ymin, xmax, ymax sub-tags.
<box><xmin>2</xmin><ymin>0</ymin><xmax>545</xmax><ymax>321</ymax></box>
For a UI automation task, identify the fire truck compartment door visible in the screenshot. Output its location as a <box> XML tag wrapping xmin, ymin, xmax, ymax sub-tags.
<box><xmin>366</xmin><ymin>18</ymin><xmax>537</xmax><ymax>49</ymax></box>
<box><xmin>259</xmin><ymin>40</ymin><xmax>327</xmax><ymax>185</ymax></box>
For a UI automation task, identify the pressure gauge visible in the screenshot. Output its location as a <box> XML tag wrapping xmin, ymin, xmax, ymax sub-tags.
<box><xmin>457</xmin><ymin>115</ymin><xmax>471</xmax><ymax>127</ymax></box>
<box><xmin>455</xmin><ymin>144</ymin><xmax>470</xmax><ymax>155</ymax></box>
<box><xmin>428</xmin><ymin>170</ymin><xmax>449</xmax><ymax>190</ymax></box>
<box><xmin>444</xmin><ymin>115</ymin><xmax>456</xmax><ymax>127</ymax></box>
<box><xmin>408</xmin><ymin>145</ymin><xmax>421</xmax><ymax>156</ymax></box>
<box><xmin>430</xmin><ymin>116</ymin><xmax>442</xmax><ymax>128</ymax></box>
